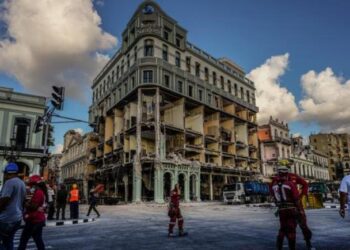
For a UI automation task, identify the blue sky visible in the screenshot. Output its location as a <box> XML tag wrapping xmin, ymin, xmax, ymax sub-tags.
<box><xmin>1</xmin><ymin>0</ymin><xmax>349</xmax><ymax>152</ymax></box>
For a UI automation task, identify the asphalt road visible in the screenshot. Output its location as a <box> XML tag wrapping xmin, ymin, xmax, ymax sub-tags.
<box><xmin>34</xmin><ymin>203</ymin><xmax>349</xmax><ymax>250</ymax></box>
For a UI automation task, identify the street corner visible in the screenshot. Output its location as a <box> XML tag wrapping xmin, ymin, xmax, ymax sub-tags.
<box><xmin>46</xmin><ymin>217</ymin><xmax>97</xmax><ymax>227</ymax></box>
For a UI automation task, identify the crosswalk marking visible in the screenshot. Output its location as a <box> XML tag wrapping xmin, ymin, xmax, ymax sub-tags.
<box><xmin>13</xmin><ymin>229</ymin><xmax>53</xmax><ymax>250</ymax></box>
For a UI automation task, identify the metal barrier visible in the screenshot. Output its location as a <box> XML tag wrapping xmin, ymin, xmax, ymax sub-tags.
<box><xmin>302</xmin><ymin>194</ymin><xmax>324</xmax><ymax>209</ymax></box>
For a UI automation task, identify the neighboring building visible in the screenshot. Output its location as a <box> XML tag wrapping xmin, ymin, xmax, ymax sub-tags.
<box><xmin>47</xmin><ymin>153</ymin><xmax>62</xmax><ymax>185</ymax></box>
<box><xmin>0</xmin><ymin>87</ymin><xmax>46</xmax><ymax>186</ymax></box>
<box><xmin>258</xmin><ymin>117</ymin><xmax>292</xmax><ymax>179</ymax></box>
<box><xmin>290</xmin><ymin>136</ymin><xmax>329</xmax><ymax>181</ymax></box>
<box><xmin>310</xmin><ymin>149</ymin><xmax>330</xmax><ymax>181</ymax></box>
<box><xmin>310</xmin><ymin>133</ymin><xmax>350</xmax><ymax>180</ymax></box>
<box><xmin>60</xmin><ymin>130</ymin><xmax>99</xmax><ymax>201</ymax></box>
<box><xmin>88</xmin><ymin>1</ymin><xmax>259</xmax><ymax>203</ymax></box>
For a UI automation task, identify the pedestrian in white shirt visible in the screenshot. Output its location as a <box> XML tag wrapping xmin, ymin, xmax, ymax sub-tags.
<box><xmin>339</xmin><ymin>175</ymin><xmax>350</xmax><ymax>218</ymax></box>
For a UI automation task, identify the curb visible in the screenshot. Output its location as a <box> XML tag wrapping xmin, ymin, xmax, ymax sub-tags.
<box><xmin>324</xmin><ymin>205</ymin><xmax>346</xmax><ymax>209</ymax></box>
<box><xmin>46</xmin><ymin>218</ymin><xmax>96</xmax><ymax>227</ymax></box>
<box><xmin>245</xmin><ymin>203</ymin><xmax>276</xmax><ymax>208</ymax></box>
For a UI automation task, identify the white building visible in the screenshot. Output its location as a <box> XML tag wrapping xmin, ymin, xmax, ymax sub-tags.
<box><xmin>0</xmin><ymin>87</ymin><xmax>46</xmax><ymax>185</ymax></box>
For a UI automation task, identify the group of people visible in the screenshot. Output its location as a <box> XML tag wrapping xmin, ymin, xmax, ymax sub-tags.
<box><xmin>0</xmin><ymin>162</ymin><xmax>101</xmax><ymax>250</ymax></box>
<box><xmin>167</xmin><ymin>165</ymin><xmax>314</xmax><ymax>250</ymax></box>
<box><xmin>42</xmin><ymin>181</ymin><xmax>101</xmax><ymax>221</ymax></box>
<box><xmin>0</xmin><ymin>163</ymin><xmax>46</xmax><ymax>250</ymax></box>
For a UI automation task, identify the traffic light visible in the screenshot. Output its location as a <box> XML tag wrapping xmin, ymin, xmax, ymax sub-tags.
<box><xmin>51</xmin><ymin>86</ymin><xmax>65</xmax><ymax>110</ymax></box>
<box><xmin>47</xmin><ymin>124</ymin><xmax>55</xmax><ymax>146</ymax></box>
<box><xmin>34</xmin><ymin>116</ymin><xmax>44</xmax><ymax>133</ymax></box>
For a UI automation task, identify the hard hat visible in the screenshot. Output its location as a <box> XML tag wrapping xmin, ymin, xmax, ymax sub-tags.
<box><xmin>72</xmin><ymin>184</ymin><xmax>78</xmax><ymax>189</ymax></box>
<box><xmin>28</xmin><ymin>175</ymin><xmax>43</xmax><ymax>185</ymax></box>
<box><xmin>277</xmin><ymin>165</ymin><xmax>289</xmax><ymax>174</ymax></box>
<box><xmin>3</xmin><ymin>162</ymin><xmax>19</xmax><ymax>174</ymax></box>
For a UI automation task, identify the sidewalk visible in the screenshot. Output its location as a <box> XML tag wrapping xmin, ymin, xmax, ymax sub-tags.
<box><xmin>46</xmin><ymin>204</ymin><xmax>99</xmax><ymax>226</ymax></box>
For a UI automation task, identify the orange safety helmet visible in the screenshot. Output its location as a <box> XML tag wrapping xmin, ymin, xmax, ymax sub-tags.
<box><xmin>28</xmin><ymin>175</ymin><xmax>43</xmax><ymax>186</ymax></box>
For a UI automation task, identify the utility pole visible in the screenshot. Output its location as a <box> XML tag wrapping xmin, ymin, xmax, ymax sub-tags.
<box><xmin>34</xmin><ymin>86</ymin><xmax>65</xmax><ymax>176</ymax></box>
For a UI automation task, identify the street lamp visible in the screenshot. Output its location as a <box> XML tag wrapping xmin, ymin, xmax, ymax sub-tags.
<box><xmin>4</xmin><ymin>137</ymin><xmax>20</xmax><ymax>163</ymax></box>
<box><xmin>10</xmin><ymin>137</ymin><xmax>16</xmax><ymax>148</ymax></box>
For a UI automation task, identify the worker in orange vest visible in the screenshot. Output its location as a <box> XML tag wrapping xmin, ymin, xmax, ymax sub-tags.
<box><xmin>69</xmin><ymin>184</ymin><xmax>80</xmax><ymax>219</ymax></box>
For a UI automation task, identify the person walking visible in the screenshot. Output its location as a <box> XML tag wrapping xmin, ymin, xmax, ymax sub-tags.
<box><xmin>271</xmin><ymin>166</ymin><xmax>303</xmax><ymax>250</ymax></box>
<box><xmin>0</xmin><ymin>163</ymin><xmax>26</xmax><ymax>250</ymax></box>
<box><xmin>86</xmin><ymin>187</ymin><xmax>100</xmax><ymax>218</ymax></box>
<box><xmin>55</xmin><ymin>184</ymin><xmax>68</xmax><ymax>220</ymax></box>
<box><xmin>46</xmin><ymin>184</ymin><xmax>55</xmax><ymax>220</ymax></box>
<box><xmin>69</xmin><ymin>184</ymin><xmax>79</xmax><ymax>219</ymax></box>
<box><xmin>168</xmin><ymin>184</ymin><xmax>187</xmax><ymax>237</ymax></box>
<box><xmin>18</xmin><ymin>175</ymin><xmax>47</xmax><ymax>250</ymax></box>
<box><xmin>271</xmin><ymin>163</ymin><xmax>312</xmax><ymax>249</ymax></box>
<box><xmin>339</xmin><ymin>174</ymin><xmax>350</xmax><ymax>218</ymax></box>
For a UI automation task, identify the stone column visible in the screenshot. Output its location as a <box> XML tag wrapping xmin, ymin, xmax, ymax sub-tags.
<box><xmin>196</xmin><ymin>174</ymin><xmax>201</xmax><ymax>201</ymax></box>
<box><xmin>153</xmin><ymin>88</ymin><xmax>164</xmax><ymax>203</ymax></box>
<box><xmin>123</xmin><ymin>175</ymin><xmax>129</xmax><ymax>203</ymax></box>
<box><xmin>209</xmin><ymin>173</ymin><xmax>213</xmax><ymax>201</ymax></box>
<box><xmin>184</xmin><ymin>174</ymin><xmax>190</xmax><ymax>202</ymax></box>
<box><xmin>154</xmin><ymin>164</ymin><xmax>164</xmax><ymax>203</ymax></box>
<box><xmin>133</xmin><ymin>88</ymin><xmax>142</xmax><ymax>203</ymax></box>
<box><xmin>171</xmin><ymin>172</ymin><xmax>176</xmax><ymax>190</ymax></box>
<box><xmin>0</xmin><ymin>158</ymin><xmax>5</xmax><ymax>187</ymax></box>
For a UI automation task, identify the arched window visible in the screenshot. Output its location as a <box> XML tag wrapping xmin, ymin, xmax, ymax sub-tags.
<box><xmin>144</xmin><ymin>39</ymin><xmax>154</xmax><ymax>56</ymax></box>
<box><xmin>220</xmin><ymin>76</ymin><xmax>224</xmax><ymax>90</ymax></box>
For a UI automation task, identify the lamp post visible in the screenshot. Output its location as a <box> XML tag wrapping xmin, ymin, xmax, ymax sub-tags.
<box><xmin>4</xmin><ymin>137</ymin><xmax>20</xmax><ymax>163</ymax></box>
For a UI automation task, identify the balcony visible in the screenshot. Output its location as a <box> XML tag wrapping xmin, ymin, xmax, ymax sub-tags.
<box><xmin>274</xmin><ymin>136</ymin><xmax>291</xmax><ymax>145</ymax></box>
<box><xmin>98</xmin><ymin>141</ymin><xmax>104</xmax><ymax>150</ymax></box>
<box><xmin>185</xmin><ymin>144</ymin><xmax>203</xmax><ymax>154</ymax></box>
<box><xmin>235</xmin><ymin>155</ymin><xmax>248</xmax><ymax>161</ymax></box>
<box><xmin>248</xmin><ymin>144</ymin><xmax>257</xmax><ymax>152</ymax></box>
<box><xmin>236</xmin><ymin>141</ymin><xmax>247</xmax><ymax>149</ymax></box>
<box><xmin>105</xmin><ymin>137</ymin><xmax>113</xmax><ymax>146</ymax></box>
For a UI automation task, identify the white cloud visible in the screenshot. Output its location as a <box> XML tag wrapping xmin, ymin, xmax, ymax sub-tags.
<box><xmin>247</xmin><ymin>53</ymin><xmax>299</xmax><ymax>124</ymax></box>
<box><xmin>74</xmin><ymin>128</ymin><xmax>84</xmax><ymax>135</ymax></box>
<box><xmin>53</xmin><ymin>144</ymin><xmax>63</xmax><ymax>154</ymax></box>
<box><xmin>0</xmin><ymin>0</ymin><xmax>117</xmax><ymax>103</ymax></box>
<box><xmin>299</xmin><ymin>67</ymin><xmax>350</xmax><ymax>133</ymax></box>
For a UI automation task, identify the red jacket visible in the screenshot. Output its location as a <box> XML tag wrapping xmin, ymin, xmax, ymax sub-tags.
<box><xmin>272</xmin><ymin>173</ymin><xmax>308</xmax><ymax>198</ymax></box>
<box><xmin>271</xmin><ymin>177</ymin><xmax>300</xmax><ymax>206</ymax></box>
<box><xmin>170</xmin><ymin>189</ymin><xmax>180</xmax><ymax>207</ymax></box>
<box><xmin>24</xmin><ymin>189</ymin><xmax>46</xmax><ymax>224</ymax></box>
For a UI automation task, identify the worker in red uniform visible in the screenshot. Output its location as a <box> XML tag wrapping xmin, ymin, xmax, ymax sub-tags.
<box><xmin>168</xmin><ymin>184</ymin><xmax>187</xmax><ymax>237</ymax></box>
<box><xmin>271</xmin><ymin>166</ymin><xmax>303</xmax><ymax>250</ymax></box>
<box><xmin>272</xmin><ymin>165</ymin><xmax>312</xmax><ymax>248</ymax></box>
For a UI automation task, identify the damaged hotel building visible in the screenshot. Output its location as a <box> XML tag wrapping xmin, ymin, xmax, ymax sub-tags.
<box><xmin>88</xmin><ymin>1</ymin><xmax>259</xmax><ymax>203</ymax></box>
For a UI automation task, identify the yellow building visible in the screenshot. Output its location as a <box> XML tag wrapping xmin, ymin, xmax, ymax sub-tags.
<box><xmin>60</xmin><ymin>130</ymin><xmax>99</xmax><ymax>201</ymax></box>
<box><xmin>88</xmin><ymin>1</ymin><xmax>259</xmax><ymax>203</ymax></box>
<box><xmin>310</xmin><ymin>133</ymin><xmax>350</xmax><ymax>180</ymax></box>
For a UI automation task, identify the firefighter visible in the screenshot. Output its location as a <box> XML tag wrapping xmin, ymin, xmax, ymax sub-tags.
<box><xmin>271</xmin><ymin>166</ymin><xmax>303</xmax><ymax>250</ymax></box>
<box><xmin>168</xmin><ymin>183</ymin><xmax>187</xmax><ymax>237</ymax></box>
<box><xmin>272</xmin><ymin>163</ymin><xmax>312</xmax><ymax>248</ymax></box>
<box><xmin>69</xmin><ymin>184</ymin><xmax>79</xmax><ymax>219</ymax></box>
